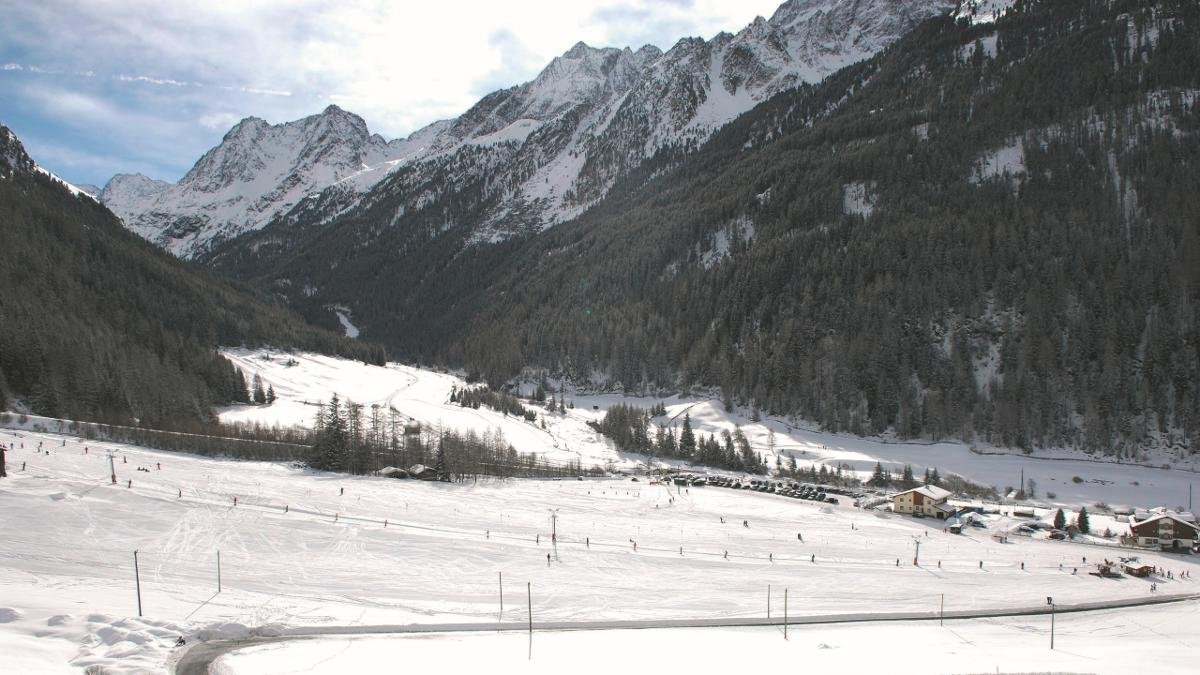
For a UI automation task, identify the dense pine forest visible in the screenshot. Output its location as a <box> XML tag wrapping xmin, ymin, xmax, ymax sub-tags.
<box><xmin>0</xmin><ymin>132</ymin><xmax>386</xmax><ymax>429</ymax></box>
<box><xmin>212</xmin><ymin>0</ymin><xmax>1199</xmax><ymax>460</ymax></box>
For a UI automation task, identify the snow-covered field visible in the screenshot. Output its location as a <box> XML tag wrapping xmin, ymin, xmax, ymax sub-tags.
<box><xmin>213</xmin><ymin>601</ymin><xmax>1200</xmax><ymax>675</ymax></box>
<box><xmin>2</xmin><ymin>425</ymin><xmax>1198</xmax><ymax>673</ymax></box>
<box><xmin>219</xmin><ymin>349</ymin><xmax>1199</xmax><ymax>510</ymax></box>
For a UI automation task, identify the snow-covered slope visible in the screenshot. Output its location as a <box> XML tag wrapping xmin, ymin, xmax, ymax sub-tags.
<box><xmin>953</xmin><ymin>0</ymin><xmax>1017</xmax><ymax>25</ymax></box>
<box><xmin>216</xmin><ymin>348</ymin><xmax>1200</xmax><ymax>511</ymax></box>
<box><xmin>2</xmin><ymin>423</ymin><xmax>1198</xmax><ymax>673</ymax></box>
<box><xmin>100</xmin><ymin>105</ymin><xmax>442</xmax><ymax>257</ymax></box>
<box><xmin>354</xmin><ymin>0</ymin><xmax>958</xmax><ymax>242</ymax></box>
<box><xmin>111</xmin><ymin>0</ymin><xmax>956</xmax><ymax>257</ymax></box>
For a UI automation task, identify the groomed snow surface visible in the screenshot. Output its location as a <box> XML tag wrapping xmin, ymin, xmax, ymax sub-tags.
<box><xmin>1</xmin><ymin>425</ymin><xmax>1198</xmax><ymax>673</ymax></box>
<box><xmin>219</xmin><ymin>349</ymin><xmax>1199</xmax><ymax>511</ymax></box>
<box><xmin>212</xmin><ymin>603</ymin><xmax>1200</xmax><ymax>675</ymax></box>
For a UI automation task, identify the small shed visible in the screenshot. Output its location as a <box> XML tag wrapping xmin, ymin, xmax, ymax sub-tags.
<box><xmin>1123</xmin><ymin>563</ymin><xmax>1154</xmax><ymax>577</ymax></box>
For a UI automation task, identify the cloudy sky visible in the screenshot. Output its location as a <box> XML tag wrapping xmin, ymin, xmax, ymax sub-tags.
<box><xmin>0</xmin><ymin>0</ymin><xmax>785</xmax><ymax>187</ymax></box>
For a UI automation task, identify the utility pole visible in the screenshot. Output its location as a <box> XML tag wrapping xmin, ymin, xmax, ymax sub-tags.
<box><xmin>940</xmin><ymin>593</ymin><xmax>944</xmax><ymax>626</ymax></box>
<box><xmin>1047</xmin><ymin>597</ymin><xmax>1055</xmax><ymax>650</ymax></box>
<box><xmin>0</xmin><ymin>444</ymin><xmax>6</xmax><ymax>478</ymax></box>
<box><xmin>133</xmin><ymin>550</ymin><xmax>143</xmax><ymax>617</ymax></box>
<box><xmin>913</xmin><ymin>536</ymin><xmax>922</xmax><ymax>566</ymax></box>
<box><xmin>784</xmin><ymin>588</ymin><xmax>789</xmax><ymax>640</ymax></box>
<box><xmin>217</xmin><ymin>550</ymin><xmax>222</xmax><ymax>593</ymax></box>
<box><xmin>499</xmin><ymin>572</ymin><xmax>503</xmax><ymax>619</ymax></box>
<box><xmin>548</xmin><ymin>508</ymin><xmax>560</xmax><ymax>561</ymax></box>
<box><xmin>107</xmin><ymin>450</ymin><xmax>116</xmax><ymax>485</ymax></box>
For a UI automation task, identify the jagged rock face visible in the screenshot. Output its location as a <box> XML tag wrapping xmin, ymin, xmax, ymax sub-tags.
<box><xmin>339</xmin><ymin>0</ymin><xmax>956</xmax><ymax>244</ymax></box>
<box><xmin>0</xmin><ymin>125</ymin><xmax>35</xmax><ymax>179</ymax></box>
<box><xmin>100</xmin><ymin>105</ymin><xmax>437</xmax><ymax>258</ymax></box>
<box><xmin>110</xmin><ymin>0</ymin><xmax>956</xmax><ymax>257</ymax></box>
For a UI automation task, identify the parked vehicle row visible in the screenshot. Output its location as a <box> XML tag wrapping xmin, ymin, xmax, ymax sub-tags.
<box><xmin>699</xmin><ymin>475</ymin><xmax>866</xmax><ymax>505</ymax></box>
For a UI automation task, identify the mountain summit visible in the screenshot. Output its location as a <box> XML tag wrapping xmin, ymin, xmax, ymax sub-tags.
<box><xmin>102</xmin><ymin>0</ymin><xmax>955</xmax><ymax>258</ymax></box>
<box><xmin>100</xmin><ymin>105</ymin><xmax>433</xmax><ymax>257</ymax></box>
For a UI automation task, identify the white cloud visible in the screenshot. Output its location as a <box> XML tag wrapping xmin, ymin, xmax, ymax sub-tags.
<box><xmin>198</xmin><ymin>112</ymin><xmax>243</xmax><ymax>131</ymax></box>
<box><xmin>3</xmin><ymin>0</ymin><xmax>784</xmax><ymax>183</ymax></box>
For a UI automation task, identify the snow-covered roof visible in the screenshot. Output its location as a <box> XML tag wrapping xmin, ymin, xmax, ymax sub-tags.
<box><xmin>1130</xmin><ymin>512</ymin><xmax>1200</xmax><ymax>532</ymax></box>
<box><xmin>893</xmin><ymin>485</ymin><xmax>952</xmax><ymax>502</ymax></box>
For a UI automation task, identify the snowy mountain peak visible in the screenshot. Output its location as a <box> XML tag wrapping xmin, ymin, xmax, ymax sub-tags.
<box><xmin>0</xmin><ymin>124</ymin><xmax>36</xmax><ymax>178</ymax></box>
<box><xmin>100</xmin><ymin>173</ymin><xmax>171</xmax><ymax>203</ymax></box>
<box><xmin>108</xmin><ymin>0</ymin><xmax>959</xmax><ymax>256</ymax></box>
<box><xmin>100</xmin><ymin>104</ymin><xmax>411</xmax><ymax>257</ymax></box>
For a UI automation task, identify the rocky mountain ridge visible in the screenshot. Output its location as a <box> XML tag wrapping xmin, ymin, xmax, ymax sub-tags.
<box><xmin>103</xmin><ymin>0</ymin><xmax>956</xmax><ymax>257</ymax></box>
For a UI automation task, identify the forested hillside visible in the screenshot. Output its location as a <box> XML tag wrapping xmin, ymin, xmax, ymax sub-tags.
<box><xmin>212</xmin><ymin>0</ymin><xmax>1199</xmax><ymax>458</ymax></box>
<box><xmin>0</xmin><ymin>128</ymin><xmax>386</xmax><ymax>428</ymax></box>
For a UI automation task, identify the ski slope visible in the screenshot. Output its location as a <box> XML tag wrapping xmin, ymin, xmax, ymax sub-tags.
<box><xmin>1</xmin><ymin>426</ymin><xmax>1198</xmax><ymax>672</ymax></box>
<box><xmin>211</xmin><ymin>601</ymin><xmax>1200</xmax><ymax>675</ymax></box>
<box><xmin>218</xmin><ymin>349</ymin><xmax>1199</xmax><ymax>510</ymax></box>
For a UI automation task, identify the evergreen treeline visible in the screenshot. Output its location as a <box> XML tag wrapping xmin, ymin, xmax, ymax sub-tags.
<box><xmin>306</xmin><ymin>396</ymin><xmax>600</xmax><ymax>479</ymax></box>
<box><xmin>0</xmin><ymin>146</ymin><xmax>386</xmax><ymax>429</ymax></box>
<box><xmin>591</xmin><ymin>407</ymin><xmax>768</xmax><ymax>473</ymax></box>
<box><xmin>212</xmin><ymin>0</ymin><xmax>1199</xmax><ymax>458</ymax></box>
<box><xmin>451</xmin><ymin>386</ymin><xmax>534</xmax><ymax>420</ymax></box>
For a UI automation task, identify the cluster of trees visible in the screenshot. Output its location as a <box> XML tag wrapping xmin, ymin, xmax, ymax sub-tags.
<box><xmin>214</xmin><ymin>363</ymin><xmax>275</xmax><ymax>406</ymax></box>
<box><xmin>306</xmin><ymin>395</ymin><xmax>600</xmax><ymax>479</ymax></box>
<box><xmin>1052</xmin><ymin>506</ymin><xmax>1091</xmax><ymax>534</ymax></box>
<box><xmin>0</xmin><ymin>148</ymin><xmax>386</xmax><ymax>430</ymax></box>
<box><xmin>451</xmin><ymin>386</ymin><xmax>532</xmax><ymax>420</ymax></box>
<box><xmin>591</xmin><ymin>407</ymin><xmax>768</xmax><ymax>473</ymax></box>
<box><xmin>776</xmin><ymin>458</ymin><xmax>862</xmax><ymax>488</ymax></box>
<box><xmin>210</xmin><ymin>0</ymin><xmax>1198</xmax><ymax>459</ymax></box>
<box><xmin>867</xmin><ymin>462</ymin><xmax>942</xmax><ymax>490</ymax></box>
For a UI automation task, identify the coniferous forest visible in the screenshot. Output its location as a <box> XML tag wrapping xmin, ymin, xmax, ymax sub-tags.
<box><xmin>211</xmin><ymin>0</ymin><xmax>1200</xmax><ymax>459</ymax></box>
<box><xmin>0</xmin><ymin>150</ymin><xmax>386</xmax><ymax>429</ymax></box>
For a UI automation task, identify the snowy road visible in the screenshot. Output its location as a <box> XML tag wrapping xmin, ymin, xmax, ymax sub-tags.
<box><xmin>176</xmin><ymin>594</ymin><xmax>1200</xmax><ymax>674</ymax></box>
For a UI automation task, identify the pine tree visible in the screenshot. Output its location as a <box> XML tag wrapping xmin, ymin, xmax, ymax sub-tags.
<box><xmin>1075</xmin><ymin>506</ymin><xmax>1090</xmax><ymax>534</ymax></box>
<box><xmin>266</xmin><ymin>384</ymin><xmax>276</xmax><ymax>404</ymax></box>
<box><xmin>930</xmin><ymin>468</ymin><xmax>941</xmax><ymax>486</ymax></box>
<box><xmin>435</xmin><ymin>435</ymin><xmax>448</xmax><ymax>481</ymax></box>
<box><xmin>252</xmin><ymin>373</ymin><xmax>266</xmax><ymax>405</ymax></box>
<box><xmin>310</xmin><ymin>395</ymin><xmax>347</xmax><ymax>471</ymax></box>
<box><xmin>900</xmin><ymin>464</ymin><xmax>916</xmax><ymax>489</ymax></box>
<box><xmin>679</xmin><ymin>414</ymin><xmax>697</xmax><ymax>458</ymax></box>
<box><xmin>236</xmin><ymin>369</ymin><xmax>250</xmax><ymax>403</ymax></box>
<box><xmin>1053</xmin><ymin>508</ymin><xmax>1066</xmax><ymax>530</ymax></box>
<box><xmin>869</xmin><ymin>462</ymin><xmax>887</xmax><ymax>487</ymax></box>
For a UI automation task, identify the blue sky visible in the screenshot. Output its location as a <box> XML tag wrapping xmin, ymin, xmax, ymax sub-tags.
<box><xmin>0</xmin><ymin>0</ymin><xmax>784</xmax><ymax>188</ymax></box>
